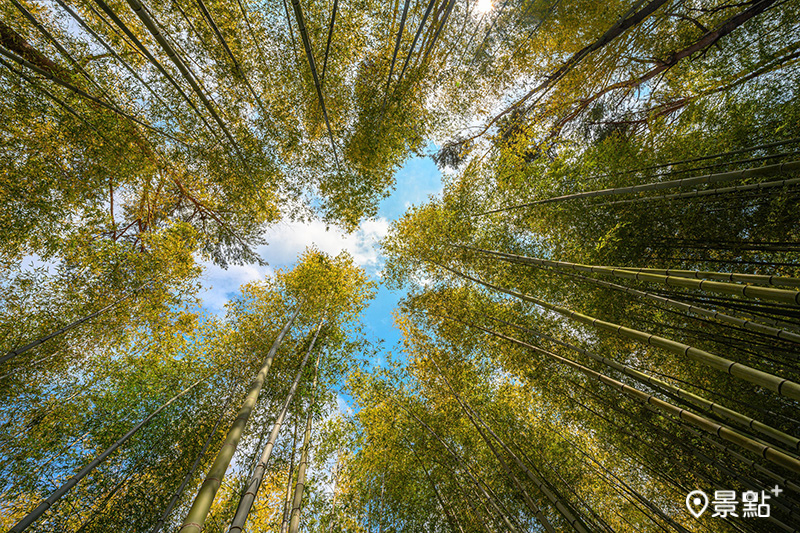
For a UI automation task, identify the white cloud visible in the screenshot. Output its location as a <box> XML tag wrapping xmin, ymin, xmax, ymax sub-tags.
<box><xmin>198</xmin><ymin>262</ymin><xmax>274</xmax><ymax>315</ymax></box>
<box><xmin>198</xmin><ymin>217</ymin><xmax>390</xmax><ymax>314</ymax></box>
<box><xmin>259</xmin><ymin>217</ymin><xmax>389</xmax><ymax>274</ymax></box>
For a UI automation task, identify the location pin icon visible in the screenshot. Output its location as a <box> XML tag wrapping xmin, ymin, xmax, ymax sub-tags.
<box><xmin>686</xmin><ymin>490</ymin><xmax>709</xmax><ymax>518</ymax></box>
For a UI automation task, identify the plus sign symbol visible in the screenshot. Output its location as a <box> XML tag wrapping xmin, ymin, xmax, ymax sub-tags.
<box><xmin>770</xmin><ymin>485</ymin><xmax>783</xmax><ymax>497</ymax></box>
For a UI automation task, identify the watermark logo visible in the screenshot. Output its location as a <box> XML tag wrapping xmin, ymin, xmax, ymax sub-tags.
<box><xmin>686</xmin><ymin>490</ymin><xmax>709</xmax><ymax>518</ymax></box>
<box><xmin>686</xmin><ymin>486</ymin><xmax>783</xmax><ymax>519</ymax></box>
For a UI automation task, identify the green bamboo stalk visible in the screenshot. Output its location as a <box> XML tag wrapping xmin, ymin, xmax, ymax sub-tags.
<box><xmin>380</xmin><ymin>0</ymin><xmax>410</xmax><ymax>116</ymax></box>
<box><xmin>179</xmin><ymin>307</ymin><xmax>300</xmax><ymax>533</ymax></box>
<box><xmin>603</xmin><ymin>175</ymin><xmax>800</xmax><ymax>206</ymax></box>
<box><xmin>560</xmin><ymin>269</ymin><xmax>800</xmax><ymax>344</ymax></box>
<box><xmin>667</xmin><ymin>414</ymin><xmax>800</xmax><ymax>494</ymax></box>
<box><xmin>587</xmin><ymin>136</ymin><xmax>800</xmax><ymax>183</ymax></box>
<box><xmin>604</xmin><ymin>266</ymin><xmax>800</xmax><ymax>289</ymax></box>
<box><xmin>420</xmin><ymin>0</ymin><xmax>456</xmax><ymax>66</ymax></box>
<box><xmin>123</xmin><ymin>0</ymin><xmax>251</xmax><ymax>168</ymax></box>
<box><xmin>91</xmin><ymin>0</ymin><xmax>218</xmax><ymax>139</ymax></box>
<box><xmin>594</xmin><ymin>393</ymin><xmax>800</xmax><ymax>524</ymax></box>
<box><xmin>429</xmin><ymin>358</ymin><xmax>563</xmax><ymax>533</ymax></box>
<box><xmin>279</xmin><ymin>418</ymin><xmax>300</xmax><ymax>533</ymax></box>
<box><xmin>193</xmin><ymin>0</ymin><xmax>268</xmax><ymax>118</ymax></box>
<box><xmin>9</xmin><ymin>0</ymin><xmax>112</xmax><ymax>96</ymax></box>
<box><xmin>228</xmin><ymin>317</ymin><xmax>324</xmax><ymax>532</ymax></box>
<box><xmin>0</xmin><ymin>55</ymin><xmax>113</xmax><ymax>148</ymax></box>
<box><xmin>408</xmin><ymin>446</ymin><xmax>464</xmax><ymax>533</ymax></box>
<box><xmin>486</xmin><ymin>313</ymin><xmax>800</xmax><ymax>452</ymax></box>
<box><xmin>51</xmin><ymin>0</ymin><xmax>193</xmax><ymax>136</ymax></box>
<box><xmin>460</xmin><ymin>318</ymin><xmax>800</xmax><ymax>474</ymax></box>
<box><xmin>289</xmin><ymin>0</ymin><xmax>340</xmax><ymax>171</ymax></box>
<box><xmin>399</xmin><ymin>404</ymin><xmax>525</xmax><ymax>533</ymax></box>
<box><xmin>287</xmin><ymin>340</ymin><xmax>323</xmax><ymax>533</ymax></box>
<box><xmin>532</xmin><ymin>403</ymin><xmax>699</xmax><ymax>533</ymax></box>
<box><xmin>396</xmin><ymin>0</ymin><xmax>437</xmax><ymax>85</ymax></box>
<box><xmin>541</xmin><ymin>159</ymin><xmax>800</xmax><ymax>204</ymax></box>
<box><xmin>456</xmin><ymin>245</ymin><xmax>800</xmax><ymax>306</ymax></box>
<box><xmin>475</xmin><ymin>160</ymin><xmax>800</xmax><ymax>214</ymax></box>
<box><xmin>1</xmin><ymin>282</ymin><xmax>151</xmax><ymax>365</ymax></box>
<box><xmin>10</xmin><ymin>375</ymin><xmax>208</xmax><ymax>533</ymax></box>
<box><xmin>442</xmin><ymin>459</ymin><xmax>495</xmax><ymax>533</ymax></box>
<box><xmin>324</xmin><ymin>449</ymin><xmax>342</xmax><ymax>533</ymax></box>
<box><xmin>151</xmin><ymin>396</ymin><xmax>233</xmax><ymax>533</ymax></box>
<box><xmin>0</xmin><ymin>45</ymin><xmax>183</xmax><ymax>143</ymax></box>
<box><xmin>319</xmin><ymin>0</ymin><xmax>338</xmax><ymax>90</ymax></box>
<box><xmin>435</xmin><ymin>262</ymin><xmax>800</xmax><ymax>401</ymax></box>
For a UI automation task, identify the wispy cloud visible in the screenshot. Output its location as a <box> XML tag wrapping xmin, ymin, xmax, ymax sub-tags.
<box><xmin>198</xmin><ymin>217</ymin><xmax>391</xmax><ymax>314</ymax></box>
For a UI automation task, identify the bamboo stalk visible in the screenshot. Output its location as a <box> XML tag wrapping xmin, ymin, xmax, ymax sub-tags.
<box><xmin>319</xmin><ymin>0</ymin><xmax>338</xmax><ymax>90</ymax></box>
<box><xmin>429</xmin><ymin>358</ymin><xmax>565</xmax><ymax>533</ymax></box>
<box><xmin>601</xmin><ymin>176</ymin><xmax>800</xmax><ymax>206</ymax></box>
<box><xmin>179</xmin><ymin>307</ymin><xmax>300</xmax><ymax>533</ymax></box>
<box><xmin>123</xmin><ymin>0</ymin><xmax>251</xmax><ymax>169</ymax></box>
<box><xmin>50</xmin><ymin>0</ymin><xmax>192</xmax><ymax>135</ymax></box>
<box><xmin>435</xmin><ymin>262</ymin><xmax>800</xmax><ymax>401</ymax></box>
<box><xmin>193</xmin><ymin>0</ymin><xmax>268</xmax><ymax>117</ymax></box>
<box><xmin>10</xmin><ymin>375</ymin><xmax>208</xmax><ymax>533</ymax></box>
<box><xmin>289</xmin><ymin>0</ymin><xmax>341</xmax><ymax>171</ymax></box>
<box><xmin>396</xmin><ymin>0</ymin><xmax>437</xmax><ymax>86</ymax></box>
<box><xmin>459</xmin><ymin>318</ymin><xmax>800</xmax><ymax>474</ymax></box>
<box><xmin>279</xmin><ymin>416</ymin><xmax>299</xmax><ymax>533</ymax></box>
<box><xmin>0</xmin><ymin>46</ymin><xmax>184</xmax><ymax>143</ymax></box>
<box><xmin>287</xmin><ymin>338</ymin><xmax>323</xmax><ymax>533</ymax></box>
<box><xmin>1</xmin><ymin>282</ymin><xmax>151</xmax><ymax>365</ymax></box>
<box><xmin>559</xmin><ymin>269</ymin><xmax>800</xmax><ymax>344</ymax></box>
<box><xmin>475</xmin><ymin>159</ymin><xmax>800</xmax><ymax>214</ymax></box>
<box><xmin>380</xmin><ymin>0</ymin><xmax>411</xmax><ymax>115</ymax></box>
<box><xmin>91</xmin><ymin>0</ymin><xmax>218</xmax><ymax>139</ymax></box>
<box><xmin>484</xmin><ymin>313</ymin><xmax>800</xmax><ymax>451</ymax></box>
<box><xmin>228</xmin><ymin>317</ymin><xmax>324</xmax><ymax>532</ymax></box>
<box><xmin>457</xmin><ymin>245</ymin><xmax>800</xmax><ymax>306</ymax></box>
<box><xmin>151</xmin><ymin>395</ymin><xmax>233</xmax><ymax>533</ymax></box>
<box><xmin>399</xmin><ymin>404</ymin><xmax>525</xmax><ymax>533</ymax></box>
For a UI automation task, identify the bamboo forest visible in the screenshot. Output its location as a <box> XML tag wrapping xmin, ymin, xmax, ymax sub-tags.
<box><xmin>2</xmin><ymin>0</ymin><xmax>800</xmax><ymax>531</ymax></box>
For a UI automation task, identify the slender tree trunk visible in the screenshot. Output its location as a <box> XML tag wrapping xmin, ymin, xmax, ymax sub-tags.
<box><xmin>429</xmin><ymin>357</ymin><xmax>579</xmax><ymax>533</ymax></box>
<box><xmin>10</xmin><ymin>375</ymin><xmax>208</xmax><ymax>533</ymax></box>
<box><xmin>325</xmin><ymin>447</ymin><xmax>342</xmax><ymax>533</ymax></box>
<box><xmin>481</xmin><ymin>314</ymin><xmax>800</xmax><ymax>451</ymax></box>
<box><xmin>123</xmin><ymin>0</ymin><xmax>250</xmax><ymax>168</ymax></box>
<box><xmin>396</xmin><ymin>0</ymin><xmax>437</xmax><ymax>85</ymax></box>
<box><xmin>151</xmin><ymin>395</ymin><xmax>233</xmax><ymax>533</ymax></box>
<box><xmin>228</xmin><ymin>318</ymin><xmax>324</xmax><ymax>532</ymax></box>
<box><xmin>524</xmin><ymin>160</ymin><xmax>800</xmax><ymax>206</ymax></box>
<box><xmin>287</xmin><ymin>345</ymin><xmax>323</xmax><ymax>533</ymax></box>
<box><xmin>90</xmin><ymin>0</ymin><xmax>218</xmax><ymax>139</ymax></box>
<box><xmin>605</xmin><ymin>175</ymin><xmax>800</xmax><ymax>207</ymax></box>
<box><xmin>435</xmin><ymin>262</ymin><xmax>800</xmax><ymax>401</ymax></box>
<box><xmin>380</xmin><ymin>0</ymin><xmax>411</xmax><ymax>116</ymax></box>
<box><xmin>555</xmin><ymin>268</ymin><xmax>800</xmax><ymax>344</ymax></box>
<box><xmin>397</xmin><ymin>403</ymin><xmax>524</xmax><ymax>533</ymax></box>
<box><xmin>289</xmin><ymin>0</ymin><xmax>340</xmax><ymax>170</ymax></box>
<box><xmin>455</xmin><ymin>317</ymin><xmax>800</xmax><ymax>474</ymax></box>
<box><xmin>320</xmin><ymin>0</ymin><xmax>338</xmax><ymax>89</ymax></box>
<box><xmin>456</xmin><ymin>245</ymin><xmax>800</xmax><ymax>305</ymax></box>
<box><xmin>1</xmin><ymin>284</ymin><xmax>150</xmax><ymax>364</ymax></box>
<box><xmin>408</xmin><ymin>445</ymin><xmax>464</xmax><ymax>533</ymax></box>
<box><xmin>180</xmin><ymin>308</ymin><xmax>300</xmax><ymax>533</ymax></box>
<box><xmin>74</xmin><ymin>466</ymin><xmax>139</xmax><ymax>533</ymax></box>
<box><xmin>280</xmin><ymin>417</ymin><xmax>300</xmax><ymax>533</ymax></box>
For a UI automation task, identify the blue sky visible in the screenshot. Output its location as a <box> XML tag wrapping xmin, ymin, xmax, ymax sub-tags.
<box><xmin>198</xmin><ymin>152</ymin><xmax>444</xmax><ymax>364</ymax></box>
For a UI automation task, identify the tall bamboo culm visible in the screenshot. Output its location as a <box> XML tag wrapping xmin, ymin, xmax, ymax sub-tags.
<box><xmin>287</xmin><ymin>343</ymin><xmax>323</xmax><ymax>533</ymax></box>
<box><xmin>228</xmin><ymin>318</ymin><xmax>324</xmax><ymax>532</ymax></box>
<box><xmin>179</xmin><ymin>307</ymin><xmax>300</xmax><ymax>533</ymax></box>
